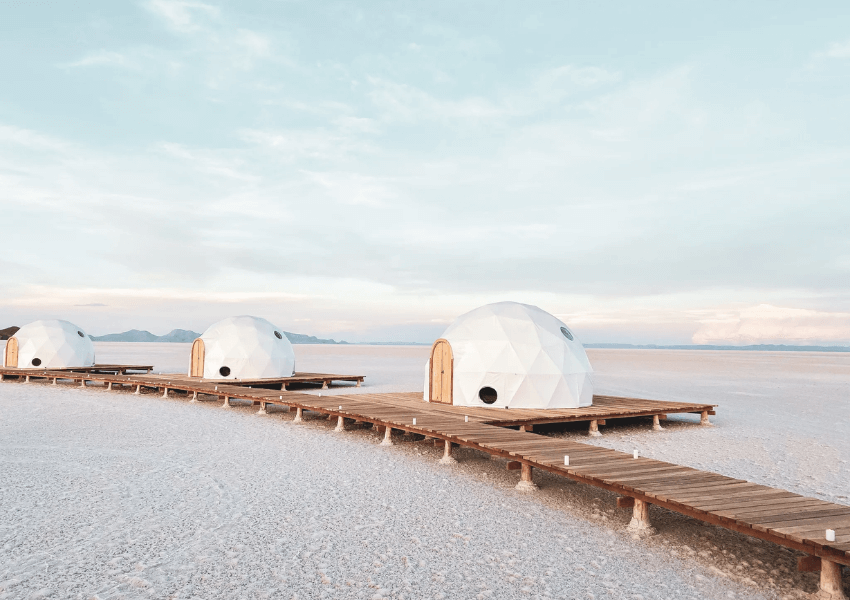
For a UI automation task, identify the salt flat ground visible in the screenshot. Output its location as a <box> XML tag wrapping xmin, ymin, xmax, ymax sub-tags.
<box><xmin>0</xmin><ymin>345</ymin><xmax>847</xmax><ymax>600</ymax></box>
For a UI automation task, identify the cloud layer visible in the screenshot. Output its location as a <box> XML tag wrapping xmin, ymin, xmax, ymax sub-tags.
<box><xmin>1</xmin><ymin>1</ymin><xmax>849</xmax><ymax>343</ymax></box>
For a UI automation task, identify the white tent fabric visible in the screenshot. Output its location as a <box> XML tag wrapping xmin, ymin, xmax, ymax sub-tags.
<box><xmin>8</xmin><ymin>319</ymin><xmax>95</xmax><ymax>369</ymax></box>
<box><xmin>424</xmin><ymin>302</ymin><xmax>594</xmax><ymax>409</ymax></box>
<box><xmin>196</xmin><ymin>316</ymin><xmax>295</xmax><ymax>380</ymax></box>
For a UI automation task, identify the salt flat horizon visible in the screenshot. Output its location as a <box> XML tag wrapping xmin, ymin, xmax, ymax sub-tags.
<box><xmin>1</xmin><ymin>344</ymin><xmax>848</xmax><ymax>599</ymax></box>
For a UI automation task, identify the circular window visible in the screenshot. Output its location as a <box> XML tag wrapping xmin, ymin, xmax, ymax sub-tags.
<box><xmin>77</xmin><ymin>330</ymin><xmax>85</xmax><ymax>338</ymax></box>
<box><xmin>479</xmin><ymin>386</ymin><xmax>498</xmax><ymax>404</ymax></box>
<box><xmin>560</xmin><ymin>326</ymin><xmax>574</xmax><ymax>341</ymax></box>
<box><xmin>219</xmin><ymin>366</ymin><xmax>231</xmax><ymax>377</ymax></box>
<box><xmin>32</xmin><ymin>358</ymin><xmax>42</xmax><ymax>366</ymax></box>
<box><xmin>274</xmin><ymin>331</ymin><xmax>283</xmax><ymax>340</ymax></box>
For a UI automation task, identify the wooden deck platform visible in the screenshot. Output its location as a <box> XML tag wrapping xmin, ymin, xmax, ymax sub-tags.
<box><xmin>345</xmin><ymin>391</ymin><xmax>716</xmax><ymax>428</ymax></box>
<box><xmin>0</xmin><ymin>368</ymin><xmax>363</xmax><ymax>389</ymax></box>
<box><xmin>1</xmin><ymin>366</ymin><xmax>847</xmax><ymax>595</ymax></box>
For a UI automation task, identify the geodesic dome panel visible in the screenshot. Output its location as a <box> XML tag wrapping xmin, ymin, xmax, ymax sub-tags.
<box><xmin>10</xmin><ymin>319</ymin><xmax>95</xmax><ymax>369</ymax></box>
<box><xmin>423</xmin><ymin>302</ymin><xmax>593</xmax><ymax>409</ymax></box>
<box><xmin>197</xmin><ymin>316</ymin><xmax>295</xmax><ymax>380</ymax></box>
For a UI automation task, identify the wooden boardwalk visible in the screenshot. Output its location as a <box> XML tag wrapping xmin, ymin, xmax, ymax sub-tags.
<box><xmin>134</xmin><ymin>371</ymin><xmax>365</xmax><ymax>389</ymax></box>
<box><xmin>0</xmin><ymin>367</ymin><xmax>847</xmax><ymax>596</ymax></box>
<box><xmin>41</xmin><ymin>364</ymin><xmax>155</xmax><ymax>374</ymax></box>
<box><xmin>45</xmin><ymin>368</ymin><xmax>364</xmax><ymax>388</ymax></box>
<box><xmin>336</xmin><ymin>391</ymin><xmax>717</xmax><ymax>428</ymax></box>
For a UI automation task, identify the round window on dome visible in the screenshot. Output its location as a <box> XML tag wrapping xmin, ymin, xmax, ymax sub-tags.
<box><xmin>219</xmin><ymin>366</ymin><xmax>231</xmax><ymax>377</ymax></box>
<box><xmin>32</xmin><ymin>358</ymin><xmax>42</xmax><ymax>366</ymax></box>
<box><xmin>274</xmin><ymin>331</ymin><xmax>283</xmax><ymax>340</ymax></box>
<box><xmin>77</xmin><ymin>330</ymin><xmax>85</xmax><ymax>337</ymax></box>
<box><xmin>560</xmin><ymin>326</ymin><xmax>574</xmax><ymax>341</ymax></box>
<box><xmin>479</xmin><ymin>386</ymin><xmax>498</xmax><ymax>404</ymax></box>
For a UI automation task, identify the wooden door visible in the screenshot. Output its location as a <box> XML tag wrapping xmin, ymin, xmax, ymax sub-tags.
<box><xmin>4</xmin><ymin>336</ymin><xmax>18</xmax><ymax>368</ymax></box>
<box><xmin>190</xmin><ymin>338</ymin><xmax>205</xmax><ymax>377</ymax></box>
<box><xmin>429</xmin><ymin>338</ymin><xmax>453</xmax><ymax>404</ymax></box>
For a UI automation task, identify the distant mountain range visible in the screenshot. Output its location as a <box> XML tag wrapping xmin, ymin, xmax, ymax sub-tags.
<box><xmin>91</xmin><ymin>329</ymin><xmax>201</xmax><ymax>343</ymax></box>
<box><xmin>584</xmin><ymin>343</ymin><xmax>850</xmax><ymax>352</ymax></box>
<box><xmin>89</xmin><ymin>328</ymin><xmax>348</xmax><ymax>344</ymax></box>
<box><xmin>0</xmin><ymin>326</ymin><xmax>19</xmax><ymax>340</ymax></box>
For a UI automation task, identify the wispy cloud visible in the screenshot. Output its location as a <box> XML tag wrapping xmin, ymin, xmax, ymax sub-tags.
<box><xmin>693</xmin><ymin>304</ymin><xmax>850</xmax><ymax>345</ymax></box>
<box><xmin>62</xmin><ymin>50</ymin><xmax>134</xmax><ymax>69</ymax></box>
<box><xmin>144</xmin><ymin>0</ymin><xmax>220</xmax><ymax>33</ymax></box>
<box><xmin>367</xmin><ymin>78</ymin><xmax>506</xmax><ymax>123</ymax></box>
<box><xmin>817</xmin><ymin>39</ymin><xmax>850</xmax><ymax>59</ymax></box>
<box><xmin>0</xmin><ymin>125</ymin><xmax>72</xmax><ymax>152</ymax></box>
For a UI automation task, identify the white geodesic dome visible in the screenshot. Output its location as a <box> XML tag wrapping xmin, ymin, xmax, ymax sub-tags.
<box><xmin>8</xmin><ymin>319</ymin><xmax>96</xmax><ymax>369</ymax></box>
<box><xmin>423</xmin><ymin>302</ymin><xmax>593</xmax><ymax>409</ymax></box>
<box><xmin>196</xmin><ymin>316</ymin><xmax>295</xmax><ymax>380</ymax></box>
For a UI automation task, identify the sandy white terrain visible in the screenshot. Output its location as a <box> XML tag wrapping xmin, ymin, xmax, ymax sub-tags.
<box><xmin>0</xmin><ymin>343</ymin><xmax>847</xmax><ymax>599</ymax></box>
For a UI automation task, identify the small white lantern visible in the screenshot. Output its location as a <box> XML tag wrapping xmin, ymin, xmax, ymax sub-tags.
<box><xmin>826</xmin><ymin>529</ymin><xmax>836</xmax><ymax>542</ymax></box>
<box><xmin>633</xmin><ymin>450</ymin><xmax>639</xmax><ymax>459</ymax></box>
<box><xmin>564</xmin><ymin>455</ymin><xmax>570</xmax><ymax>466</ymax></box>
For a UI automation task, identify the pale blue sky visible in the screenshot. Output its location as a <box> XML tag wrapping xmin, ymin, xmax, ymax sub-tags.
<box><xmin>2</xmin><ymin>1</ymin><xmax>850</xmax><ymax>344</ymax></box>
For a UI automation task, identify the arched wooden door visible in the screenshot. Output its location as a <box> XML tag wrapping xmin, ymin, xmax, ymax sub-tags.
<box><xmin>429</xmin><ymin>338</ymin><xmax>453</xmax><ymax>404</ymax></box>
<box><xmin>190</xmin><ymin>338</ymin><xmax>205</xmax><ymax>377</ymax></box>
<box><xmin>4</xmin><ymin>336</ymin><xmax>18</xmax><ymax>368</ymax></box>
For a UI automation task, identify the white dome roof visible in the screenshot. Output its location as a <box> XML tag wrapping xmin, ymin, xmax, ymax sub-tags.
<box><xmin>9</xmin><ymin>320</ymin><xmax>95</xmax><ymax>369</ymax></box>
<box><xmin>425</xmin><ymin>302</ymin><xmax>593</xmax><ymax>409</ymax></box>
<box><xmin>197</xmin><ymin>316</ymin><xmax>295</xmax><ymax>380</ymax></box>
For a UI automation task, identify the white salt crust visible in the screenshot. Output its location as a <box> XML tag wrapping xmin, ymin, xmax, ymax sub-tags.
<box><xmin>0</xmin><ymin>343</ymin><xmax>847</xmax><ymax>599</ymax></box>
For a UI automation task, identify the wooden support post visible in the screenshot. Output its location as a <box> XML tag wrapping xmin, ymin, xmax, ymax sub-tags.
<box><xmin>799</xmin><ymin>556</ymin><xmax>822</xmax><ymax>572</ymax></box>
<box><xmin>322</xmin><ymin>380</ymin><xmax>329</xmax><ymax>390</ymax></box>
<box><xmin>519</xmin><ymin>424</ymin><xmax>533</xmax><ymax>432</ymax></box>
<box><xmin>628</xmin><ymin>499</ymin><xmax>656</xmax><ymax>537</ymax></box>
<box><xmin>134</xmin><ymin>384</ymin><xmax>141</xmax><ymax>395</ymax></box>
<box><xmin>107</xmin><ymin>382</ymin><xmax>112</xmax><ymax>391</ymax></box>
<box><xmin>190</xmin><ymin>391</ymin><xmax>198</xmax><ymax>403</ymax></box>
<box><xmin>222</xmin><ymin>396</ymin><xmax>231</xmax><ymax>408</ymax></box>
<box><xmin>356</xmin><ymin>379</ymin><xmax>362</xmax><ymax>387</ymax></box>
<box><xmin>516</xmin><ymin>463</ymin><xmax>538</xmax><ymax>492</ymax></box>
<box><xmin>816</xmin><ymin>559</ymin><xmax>847</xmax><ymax>600</ymax></box>
<box><xmin>162</xmin><ymin>388</ymin><xmax>169</xmax><ymax>398</ymax></box>
<box><xmin>589</xmin><ymin>420</ymin><xmax>601</xmax><ymax>437</ymax></box>
<box><xmin>700</xmin><ymin>410</ymin><xmax>713</xmax><ymax>426</ymax></box>
<box><xmin>80</xmin><ymin>379</ymin><xmax>86</xmax><ymax>388</ymax></box>
<box><xmin>652</xmin><ymin>414</ymin><xmax>665</xmax><ymax>431</ymax></box>
<box><xmin>52</xmin><ymin>377</ymin><xmax>57</xmax><ymax>385</ymax></box>
<box><xmin>293</xmin><ymin>407</ymin><xmax>303</xmax><ymax>422</ymax></box>
<box><xmin>381</xmin><ymin>426</ymin><xmax>394</xmax><ymax>446</ymax></box>
<box><xmin>439</xmin><ymin>440</ymin><xmax>457</xmax><ymax>464</ymax></box>
<box><xmin>25</xmin><ymin>375</ymin><xmax>30</xmax><ymax>383</ymax></box>
<box><xmin>334</xmin><ymin>415</ymin><xmax>346</xmax><ymax>432</ymax></box>
<box><xmin>257</xmin><ymin>402</ymin><xmax>268</xmax><ymax>415</ymax></box>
